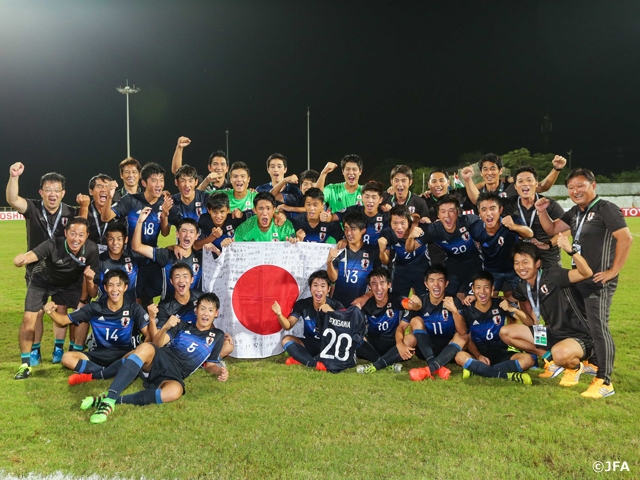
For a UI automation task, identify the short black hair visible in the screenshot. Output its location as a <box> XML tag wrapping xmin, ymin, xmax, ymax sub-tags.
<box><xmin>40</xmin><ymin>172</ymin><xmax>66</xmax><ymax>190</ymax></box>
<box><xmin>175</xmin><ymin>165</ymin><xmax>198</xmax><ymax>181</ymax></box>
<box><xmin>176</xmin><ymin>217</ymin><xmax>198</xmax><ymax>231</ymax></box>
<box><xmin>104</xmin><ymin>269</ymin><xmax>130</xmax><ymax>286</ymax></box>
<box><xmin>303</xmin><ymin>187</ymin><xmax>324</xmax><ymax>203</ymax></box>
<box><xmin>308</xmin><ymin>270</ymin><xmax>331</xmax><ymax>288</ymax></box>
<box><xmin>207</xmin><ymin>193</ymin><xmax>230</xmax><ymax>211</ymax></box>
<box><xmin>253</xmin><ymin>191</ymin><xmax>276</xmax><ymax>208</ymax></box>
<box><xmin>471</xmin><ymin>271</ymin><xmax>494</xmax><ymax>287</ymax></box>
<box><xmin>362</xmin><ymin>180</ymin><xmax>384</xmax><ymax>196</ymax></box>
<box><xmin>512</xmin><ymin>242</ymin><xmax>541</xmax><ymax>263</ymax></box>
<box><xmin>140</xmin><ymin>162</ymin><xmax>166</xmax><ymax>182</ymax></box>
<box><xmin>478</xmin><ymin>153</ymin><xmax>503</xmax><ymax>170</ymax></box>
<box><xmin>66</xmin><ymin>216</ymin><xmax>91</xmax><ymax>231</ymax></box>
<box><xmin>119</xmin><ymin>157</ymin><xmax>141</xmax><ymax>174</ymax></box>
<box><xmin>424</xmin><ymin>264</ymin><xmax>448</xmax><ymax>282</ymax></box>
<box><xmin>266</xmin><ymin>153</ymin><xmax>287</xmax><ymax>169</ymax></box>
<box><xmin>341</xmin><ymin>154</ymin><xmax>363</xmax><ymax>171</ymax></box>
<box><xmin>476</xmin><ymin>191</ymin><xmax>503</xmax><ymax>209</ymax></box>
<box><xmin>564</xmin><ymin>167</ymin><xmax>595</xmax><ymax>187</ymax></box>
<box><xmin>169</xmin><ymin>262</ymin><xmax>194</xmax><ymax>279</ymax></box>
<box><xmin>342</xmin><ymin>212</ymin><xmax>367</xmax><ymax>231</ymax></box>
<box><xmin>514</xmin><ymin>165</ymin><xmax>538</xmax><ymax>182</ymax></box>
<box><xmin>105</xmin><ymin>222</ymin><xmax>128</xmax><ymax>237</ymax></box>
<box><xmin>208</xmin><ymin>150</ymin><xmax>228</xmax><ymax>166</ymax></box>
<box><xmin>300</xmin><ymin>170</ymin><xmax>319</xmax><ymax>183</ymax></box>
<box><xmin>230</xmin><ymin>161</ymin><xmax>250</xmax><ymax>177</ymax></box>
<box><xmin>436</xmin><ymin>194</ymin><xmax>460</xmax><ymax>214</ymax></box>
<box><xmin>390</xmin><ymin>165</ymin><xmax>413</xmax><ymax>182</ymax></box>
<box><xmin>197</xmin><ymin>292</ymin><xmax>220</xmax><ymax>310</ymax></box>
<box><xmin>88</xmin><ymin>174</ymin><xmax>113</xmax><ymax>191</ymax></box>
<box><xmin>367</xmin><ymin>267</ymin><xmax>392</xmax><ymax>284</ymax></box>
<box><xmin>428</xmin><ymin>168</ymin><xmax>449</xmax><ymax>181</ymax></box>
<box><xmin>389</xmin><ymin>204</ymin><xmax>412</xmax><ymax>224</ymax></box>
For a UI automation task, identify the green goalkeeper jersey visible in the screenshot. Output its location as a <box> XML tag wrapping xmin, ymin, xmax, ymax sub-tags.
<box><xmin>323</xmin><ymin>183</ymin><xmax>363</xmax><ymax>213</ymax></box>
<box><xmin>224</xmin><ymin>190</ymin><xmax>256</xmax><ymax>214</ymax></box>
<box><xmin>234</xmin><ymin>216</ymin><xmax>296</xmax><ymax>242</ymax></box>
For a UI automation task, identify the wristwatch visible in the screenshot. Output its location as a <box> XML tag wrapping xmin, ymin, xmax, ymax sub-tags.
<box><xmin>567</xmin><ymin>245</ymin><xmax>579</xmax><ymax>256</ymax></box>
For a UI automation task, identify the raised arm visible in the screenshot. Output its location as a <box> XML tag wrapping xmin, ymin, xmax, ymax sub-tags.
<box><xmin>270</xmin><ymin>174</ymin><xmax>298</xmax><ymax>202</ymax></box>
<box><xmin>377</xmin><ymin>237</ymin><xmax>391</xmax><ymax>264</ymax></box>
<box><xmin>535</xmin><ymin>197</ymin><xmax>570</xmax><ymax>236</ymax></box>
<box><xmin>460</xmin><ymin>166</ymin><xmax>480</xmax><ymax>205</ymax></box>
<box><xmin>101</xmin><ymin>187</ymin><xmax>117</xmax><ymax>222</ymax></box>
<box><xmin>131</xmin><ymin>207</ymin><xmax>155</xmax><ymax>259</ymax></box>
<box><xmin>152</xmin><ymin>315</ymin><xmax>179</xmax><ymax>347</ymax></box>
<box><xmin>557</xmin><ymin>232</ymin><xmax>593</xmax><ymax>283</ymax></box>
<box><xmin>501</xmin><ymin>215</ymin><xmax>533</xmax><ymax>239</ymax></box>
<box><xmin>171</xmin><ymin>136</ymin><xmax>191</xmax><ymax>174</ymax></box>
<box><xmin>6</xmin><ymin>162</ymin><xmax>28</xmax><ymax>214</ymax></box>
<box><xmin>537</xmin><ymin>155</ymin><xmax>566</xmax><ymax>192</ymax></box>
<box><xmin>326</xmin><ymin>247</ymin><xmax>340</xmax><ymax>282</ymax></box>
<box><xmin>499</xmin><ymin>299</ymin><xmax>534</xmax><ymax>326</ymax></box>
<box><xmin>315</xmin><ymin>162</ymin><xmax>338</xmax><ymax>191</ymax></box>
<box><xmin>271</xmin><ymin>301</ymin><xmax>298</xmax><ymax>330</ymax></box>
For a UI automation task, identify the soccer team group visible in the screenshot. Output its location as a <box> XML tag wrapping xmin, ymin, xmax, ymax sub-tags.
<box><xmin>6</xmin><ymin>135</ymin><xmax>632</xmax><ymax>423</ymax></box>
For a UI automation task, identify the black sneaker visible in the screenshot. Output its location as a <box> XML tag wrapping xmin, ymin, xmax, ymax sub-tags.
<box><xmin>14</xmin><ymin>363</ymin><xmax>32</xmax><ymax>380</ymax></box>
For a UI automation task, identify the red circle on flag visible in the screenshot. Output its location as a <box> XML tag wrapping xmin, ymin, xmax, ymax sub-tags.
<box><xmin>232</xmin><ymin>265</ymin><xmax>300</xmax><ymax>335</ymax></box>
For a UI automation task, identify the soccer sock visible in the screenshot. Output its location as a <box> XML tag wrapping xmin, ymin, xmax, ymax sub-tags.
<box><xmin>68</xmin><ymin>341</ymin><xmax>76</xmax><ymax>352</ymax></box>
<box><xmin>92</xmin><ymin>358</ymin><xmax>126</xmax><ymax>380</ymax></box>
<box><xmin>413</xmin><ymin>330</ymin><xmax>434</xmax><ymax>363</ymax></box>
<box><xmin>54</xmin><ymin>339</ymin><xmax>64</xmax><ymax>350</ymax></box>
<box><xmin>428</xmin><ymin>343</ymin><xmax>461</xmax><ymax>372</ymax></box>
<box><xmin>283</xmin><ymin>341</ymin><xmax>316</xmax><ymax>367</ymax></box>
<box><xmin>31</xmin><ymin>342</ymin><xmax>41</xmax><ymax>355</ymax></box>
<box><xmin>75</xmin><ymin>359</ymin><xmax>105</xmax><ymax>374</ymax></box>
<box><xmin>542</xmin><ymin>351</ymin><xmax>552</xmax><ymax>361</ymax></box>
<box><xmin>464</xmin><ymin>359</ymin><xmax>522</xmax><ymax>379</ymax></box>
<box><xmin>493</xmin><ymin>359</ymin><xmax>522</xmax><ymax>375</ymax></box>
<box><xmin>372</xmin><ymin>347</ymin><xmax>403</xmax><ymax>370</ymax></box>
<box><xmin>21</xmin><ymin>353</ymin><xmax>31</xmax><ymax>366</ymax></box>
<box><xmin>72</xmin><ymin>343</ymin><xmax>84</xmax><ymax>352</ymax></box>
<box><xmin>106</xmin><ymin>354</ymin><xmax>144</xmax><ymax>401</ymax></box>
<box><xmin>355</xmin><ymin>341</ymin><xmax>380</xmax><ymax>362</ymax></box>
<box><xmin>119</xmin><ymin>389</ymin><xmax>163</xmax><ymax>406</ymax></box>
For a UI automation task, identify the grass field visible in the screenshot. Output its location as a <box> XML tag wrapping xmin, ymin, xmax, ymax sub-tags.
<box><xmin>0</xmin><ymin>220</ymin><xmax>639</xmax><ymax>479</ymax></box>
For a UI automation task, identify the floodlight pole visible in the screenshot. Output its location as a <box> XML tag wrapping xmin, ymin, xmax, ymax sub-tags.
<box><xmin>567</xmin><ymin>149</ymin><xmax>572</xmax><ymax>170</ymax></box>
<box><xmin>226</xmin><ymin>128</ymin><xmax>229</xmax><ymax>160</ymax></box>
<box><xmin>116</xmin><ymin>80</ymin><xmax>141</xmax><ymax>158</ymax></box>
<box><xmin>307</xmin><ymin>107</ymin><xmax>310</xmax><ymax>170</ymax></box>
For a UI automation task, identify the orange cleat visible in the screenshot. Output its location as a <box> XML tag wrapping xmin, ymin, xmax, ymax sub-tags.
<box><xmin>433</xmin><ymin>366</ymin><xmax>451</xmax><ymax>380</ymax></box>
<box><xmin>68</xmin><ymin>373</ymin><xmax>94</xmax><ymax>386</ymax></box>
<box><xmin>409</xmin><ymin>366</ymin><xmax>433</xmax><ymax>381</ymax></box>
<box><xmin>285</xmin><ymin>357</ymin><xmax>302</xmax><ymax>366</ymax></box>
<box><xmin>315</xmin><ymin>361</ymin><xmax>327</xmax><ymax>372</ymax></box>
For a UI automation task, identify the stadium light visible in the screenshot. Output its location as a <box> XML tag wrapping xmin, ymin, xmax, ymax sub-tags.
<box><xmin>307</xmin><ymin>107</ymin><xmax>310</xmax><ymax>170</ymax></box>
<box><xmin>116</xmin><ymin>80</ymin><xmax>141</xmax><ymax>158</ymax></box>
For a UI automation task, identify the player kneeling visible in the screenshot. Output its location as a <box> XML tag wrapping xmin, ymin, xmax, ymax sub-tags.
<box><xmin>454</xmin><ymin>272</ymin><xmax>535</xmax><ymax>385</ymax></box>
<box><xmin>78</xmin><ymin>293</ymin><xmax>228</xmax><ymax>424</ymax></box>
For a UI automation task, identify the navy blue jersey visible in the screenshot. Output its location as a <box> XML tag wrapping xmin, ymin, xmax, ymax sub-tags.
<box><xmin>424</xmin><ymin>214</ymin><xmax>483</xmax><ymax>272</ymax></box>
<box><xmin>415</xmin><ymin>295</ymin><xmax>463</xmax><ymax>341</ymax></box>
<box><xmin>337</xmin><ymin>206</ymin><xmax>390</xmax><ymax>245</ymax></box>
<box><xmin>460</xmin><ymin>298</ymin><xmax>513</xmax><ymax>354</ymax></box>
<box><xmin>362</xmin><ymin>295</ymin><xmax>409</xmax><ymax>338</ymax></box>
<box><xmin>68</xmin><ymin>298</ymin><xmax>149</xmax><ymax>350</ymax></box>
<box><xmin>256</xmin><ymin>182</ymin><xmax>302</xmax><ymax>207</ymax></box>
<box><xmin>316</xmin><ymin>306</ymin><xmax>367</xmax><ymax>373</ymax></box>
<box><xmin>111</xmin><ymin>193</ymin><xmax>181</xmax><ymax>247</ymax></box>
<box><xmin>171</xmin><ymin>190</ymin><xmax>210</xmax><ymax>223</ymax></box>
<box><xmin>164</xmin><ymin>321</ymin><xmax>225</xmax><ymax>377</ymax></box>
<box><xmin>469</xmin><ymin>216</ymin><xmax>523</xmax><ymax>273</ymax></box>
<box><xmin>94</xmin><ymin>248</ymin><xmax>146</xmax><ymax>303</ymax></box>
<box><xmin>291</xmin><ymin>215</ymin><xmax>343</xmax><ymax>244</ymax></box>
<box><xmin>198</xmin><ymin>212</ymin><xmax>244</xmax><ymax>251</ymax></box>
<box><xmin>331</xmin><ymin>243</ymin><xmax>381</xmax><ymax>307</ymax></box>
<box><xmin>383</xmin><ymin>192</ymin><xmax>429</xmax><ymax>218</ymax></box>
<box><xmin>154</xmin><ymin>248</ymin><xmax>203</xmax><ymax>300</ymax></box>
<box><xmin>157</xmin><ymin>290</ymin><xmax>203</xmax><ymax>327</ymax></box>
<box><xmin>290</xmin><ymin>297</ymin><xmax>345</xmax><ymax>339</ymax></box>
<box><xmin>383</xmin><ymin>229</ymin><xmax>430</xmax><ymax>269</ymax></box>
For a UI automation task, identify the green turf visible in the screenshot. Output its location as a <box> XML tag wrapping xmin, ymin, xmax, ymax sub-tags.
<box><xmin>0</xmin><ymin>220</ymin><xmax>639</xmax><ymax>479</ymax></box>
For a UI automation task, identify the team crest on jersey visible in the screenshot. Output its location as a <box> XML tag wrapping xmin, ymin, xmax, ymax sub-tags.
<box><xmin>499</xmin><ymin>192</ymin><xmax>507</xmax><ymax>198</ymax></box>
<box><xmin>319</xmin><ymin>232</ymin><xmax>326</xmax><ymax>241</ymax></box>
<box><xmin>409</xmin><ymin>206</ymin><xmax>415</xmax><ymax>213</ymax></box>
<box><xmin>442</xmin><ymin>309</ymin><xmax>449</xmax><ymax>320</ymax></box>
<box><xmin>78</xmin><ymin>256</ymin><xmax>86</xmax><ymax>264</ymax></box>
<box><xmin>192</xmin><ymin>263</ymin><xmax>200</xmax><ymax>274</ymax></box>
<box><xmin>361</xmin><ymin>259</ymin><xmax>370</xmax><ymax>269</ymax></box>
<box><xmin>375</xmin><ymin>222</ymin><xmax>383</xmax><ymax>233</ymax></box>
<box><xmin>587</xmin><ymin>212</ymin><xmax>595</xmax><ymax>221</ymax></box>
<box><xmin>462</xmin><ymin>209</ymin><xmax>474</xmax><ymax>215</ymax></box>
<box><xmin>498</xmin><ymin>236</ymin><xmax>504</xmax><ymax>246</ymax></box>
<box><xmin>462</xmin><ymin>232</ymin><xmax>470</xmax><ymax>241</ymax></box>
<box><xmin>61</xmin><ymin>217</ymin><xmax>68</xmax><ymax>226</ymax></box>
<box><xmin>121</xmin><ymin>317</ymin><xmax>130</xmax><ymax>327</ymax></box>
<box><xmin>124</xmin><ymin>262</ymin><xmax>133</xmax><ymax>273</ymax></box>
<box><xmin>493</xmin><ymin>315</ymin><xmax>501</xmax><ymax>325</ymax></box>
<box><xmin>206</xmin><ymin>336</ymin><xmax>214</xmax><ymax>346</ymax></box>
<box><xmin>541</xmin><ymin>284</ymin><xmax>549</xmax><ymax>295</ymax></box>
<box><xmin>356</xmin><ymin>195</ymin><xmax>363</xmax><ymax>206</ymax></box>
<box><xmin>386</xmin><ymin>308</ymin><xmax>394</xmax><ymax>318</ymax></box>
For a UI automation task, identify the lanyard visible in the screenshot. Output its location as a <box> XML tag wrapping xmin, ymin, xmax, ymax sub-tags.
<box><xmin>41</xmin><ymin>203</ymin><xmax>62</xmax><ymax>239</ymax></box>
<box><xmin>391</xmin><ymin>191</ymin><xmax>412</xmax><ymax>206</ymax></box>
<box><xmin>91</xmin><ymin>204</ymin><xmax>108</xmax><ymax>239</ymax></box>
<box><xmin>574</xmin><ymin>197</ymin><xmax>601</xmax><ymax>243</ymax></box>
<box><xmin>482</xmin><ymin>181</ymin><xmax>504</xmax><ymax>194</ymax></box>
<box><xmin>64</xmin><ymin>240</ymin><xmax>86</xmax><ymax>266</ymax></box>
<box><xmin>517</xmin><ymin>194</ymin><xmax>539</xmax><ymax>229</ymax></box>
<box><xmin>526</xmin><ymin>270</ymin><xmax>542</xmax><ymax>321</ymax></box>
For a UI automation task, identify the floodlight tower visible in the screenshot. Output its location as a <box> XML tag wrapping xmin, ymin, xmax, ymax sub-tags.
<box><xmin>226</xmin><ymin>128</ymin><xmax>229</xmax><ymax>160</ymax></box>
<box><xmin>116</xmin><ymin>80</ymin><xmax>141</xmax><ymax>157</ymax></box>
<box><xmin>307</xmin><ymin>107</ymin><xmax>310</xmax><ymax>170</ymax></box>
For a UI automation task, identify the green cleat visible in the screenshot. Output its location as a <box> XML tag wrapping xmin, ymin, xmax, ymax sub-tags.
<box><xmin>90</xmin><ymin>397</ymin><xmax>115</xmax><ymax>424</ymax></box>
<box><xmin>507</xmin><ymin>372</ymin><xmax>532</xmax><ymax>386</ymax></box>
<box><xmin>356</xmin><ymin>364</ymin><xmax>377</xmax><ymax>374</ymax></box>
<box><xmin>14</xmin><ymin>363</ymin><xmax>32</xmax><ymax>380</ymax></box>
<box><xmin>80</xmin><ymin>392</ymin><xmax>108</xmax><ymax>411</ymax></box>
<box><xmin>462</xmin><ymin>368</ymin><xmax>472</xmax><ymax>379</ymax></box>
<box><xmin>386</xmin><ymin>363</ymin><xmax>402</xmax><ymax>373</ymax></box>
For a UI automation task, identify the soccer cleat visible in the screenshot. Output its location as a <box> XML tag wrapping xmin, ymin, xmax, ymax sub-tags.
<box><xmin>580</xmin><ymin>378</ymin><xmax>615</xmax><ymax>399</ymax></box>
<box><xmin>507</xmin><ymin>372</ymin><xmax>532</xmax><ymax>385</ymax></box>
<box><xmin>559</xmin><ymin>363</ymin><xmax>584</xmax><ymax>387</ymax></box>
<box><xmin>356</xmin><ymin>364</ymin><xmax>377</xmax><ymax>374</ymax></box>
<box><xmin>433</xmin><ymin>366</ymin><xmax>451</xmax><ymax>380</ymax></box>
<box><xmin>90</xmin><ymin>397</ymin><xmax>115</xmax><ymax>424</ymax></box>
<box><xmin>538</xmin><ymin>360</ymin><xmax>565</xmax><ymax>379</ymax></box>
<box><xmin>68</xmin><ymin>373</ymin><xmax>94</xmax><ymax>386</ymax></box>
<box><xmin>285</xmin><ymin>357</ymin><xmax>301</xmax><ymax>366</ymax></box>
<box><xmin>30</xmin><ymin>350</ymin><xmax>42</xmax><ymax>367</ymax></box>
<box><xmin>387</xmin><ymin>363</ymin><xmax>402</xmax><ymax>373</ymax></box>
<box><xmin>582</xmin><ymin>361</ymin><xmax>598</xmax><ymax>376</ymax></box>
<box><xmin>409</xmin><ymin>366</ymin><xmax>433</xmax><ymax>382</ymax></box>
<box><xmin>14</xmin><ymin>363</ymin><xmax>32</xmax><ymax>380</ymax></box>
<box><xmin>462</xmin><ymin>369</ymin><xmax>473</xmax><ymax>379</ymax></box>
<box><xmin>315</xmin><ymin>361</ymin><xmax>327</xmax><ymax>372</ymax></box>
<box><xmin>52</xmin><ymin>347</ymin><xmax>64</xmax><ymax>364</ymax></box>
<box><xmin>80</xmin><ymin>392</ymin><xmax>108</xmax><ymax>411</ymax></box>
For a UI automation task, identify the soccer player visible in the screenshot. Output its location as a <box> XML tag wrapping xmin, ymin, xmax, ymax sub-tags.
<box><xmin>257</xmin><ymin>153</ymin><xmax>302</xmax><ymax>205</ymax></box>
<box><xmin>423</xmin><ymin>194</ymin><xmax>483</xmax><ymax>298</ymax></box>
<box><xmin>132</xmin><ymin>209</ymin><xmax>203</xmax><ymax>300</ymax></box>
<box><xmin>223</xmin><ymin>161</ymin><xmax>257</xmax><ymax>216</ymax></box>
<box><xmin>6</xmin><ymin>163</ymin><xmax>89</xmax><ymax>365</ymax></box>
<box><xmin>273</xmin><ymin>270</ymin><xmax>344</xmax><ymax>364</ymax></box>
<box><xmin>469</xmin><ymin>191</ymin><xmax>533</xmax><ymax>296</ymax></box>
<box><xmin>13</xmin><ymin>217</ymin><xmax>100</xmax><ymax>379</ymax></box>
<box><xmin>534</xmin><ymin>168</ymin><xmax>633</xmax><ymax>398</ymax></box>
<box><xmin>195</xmin><ymin>193</ymin><xmax>245</xmax><ymax>254</ymax></box>
<box><xmin>43</xmin><ymin>270</ymin><xmax>150</xmax><ymax>375</ymax></box>
<box><xmin>327</xmin><ymin>212</ymin><xmax>382</xmax><ymax>308</ymax></box>
<box><xmin>234</xmin><ymin>192</ymin><xmax>296</xmax><ymax>242</ymax></box>
<box><xmin>454</xmin><ymin>272</ymin><xmax>535</xmax><ymax>384</ymax></box>
<box><xmin>171</xmin><ymin>137</ymin><xmax>231</xmax><ymax>192</ymax></box>
<box><xmin>337</xmin><ymin>181</ymin><xmax>389</xmax><ymax>246</ymax></box>
<box><xmin>406</xmin><ymin>266</ymin><xmax>468</xmax><ymax>381</ymax></box>
<box><xmin>384</xmin><ymin>165</ymin><xmax>429</xmax><ymax>221</ymax></box>
<box><xmin>381</xmin><ymin>205</ymin><xmax>430</xmax><ymax>297</ymax></box>
<box><xmin>86</xmin><ymin>173</ymin><xmax>115</xmax><ymax>252</ymax></box>
<box><xmin>271</xmin><ymin>169</ymin><xmax>320</xmax><ymax>216</ymax></box>
<box><xmin>500</xmin><ymin>241</ymin><xmax>597</xmax><ymax>392</ymax></box>
<box><xmin>78</xmin><ymin>293</ymin><xmax>229</xmax><ymax>424</ymax></box>
<box><xmin>291</xmin><ymin>188</ymin><xmax>343</xmax><ymax>243</ymax></box>
<box><xmin>112</xmin><ymin>157</ymin><xmax>142</xmax><ymax>202</ymax></box>
<box><xmin>316</xmin><ymin>155</ymin><xmax>364</xmax><ymax>213</ymax></box>
<box><xmin>171</xmin><ymin>164</ymin><xmax>210</xmax><ymax>223</ymax></box>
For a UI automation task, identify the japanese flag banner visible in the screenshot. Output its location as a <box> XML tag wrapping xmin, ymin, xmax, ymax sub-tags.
<box><xmin>202</xmin><ymin>242</ymin><xmax>334</xmax><ymax>358</ymax></box>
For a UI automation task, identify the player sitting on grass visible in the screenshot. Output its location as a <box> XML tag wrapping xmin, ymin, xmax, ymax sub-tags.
<box><xmin>291</xmin><ymin>188</ymin><xmax>343</xmax><ymax>243</ymax></box>
<box><xmin>272</xmin><ymin>270</ymin><xmax>344</xmax><ymax>367</ymax></box>
<box><xmin>77</xmin><ymin>293</ymin><xmax>229</xmax><ymax>424</ymax></box>
<box><xmin>194</xmin><ymin>193</ymin><xmax>244</xmax><ymax>256</ymax></box>
<box><xmin>43</xmin><ymin>270</ymin><xmax>152</xmax><ymax>379</ymax></box>
<box><xmin>454</xmin><ymin>271</ymin><xmax>535</xmax><ymax>385</ymax></box>
<box><xmin>234</xmin><ymin>192</ymin><xmax>296</xmax><ymax>242</ymax></box>
<box><xmin>499</xmin><ymin>240</ymin><xmax>597</xmax><ymax>393</ymax></box>
<box><xmin>407</xmin><ymin>266</ymin><xmax>468</xmax><ymax>381</ymax></box>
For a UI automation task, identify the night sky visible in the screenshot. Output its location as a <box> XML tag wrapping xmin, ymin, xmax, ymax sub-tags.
<box><xmin>1</xmin><ymin>1</ymin><xmax>639</xmax><ymax>199</ymax></box>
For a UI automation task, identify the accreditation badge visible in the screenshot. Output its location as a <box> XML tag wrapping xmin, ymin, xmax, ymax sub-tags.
<box><xmin>533</xmin><ymin>325</ymin><xmax>548</xmax><ymax>347</ymax></box>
